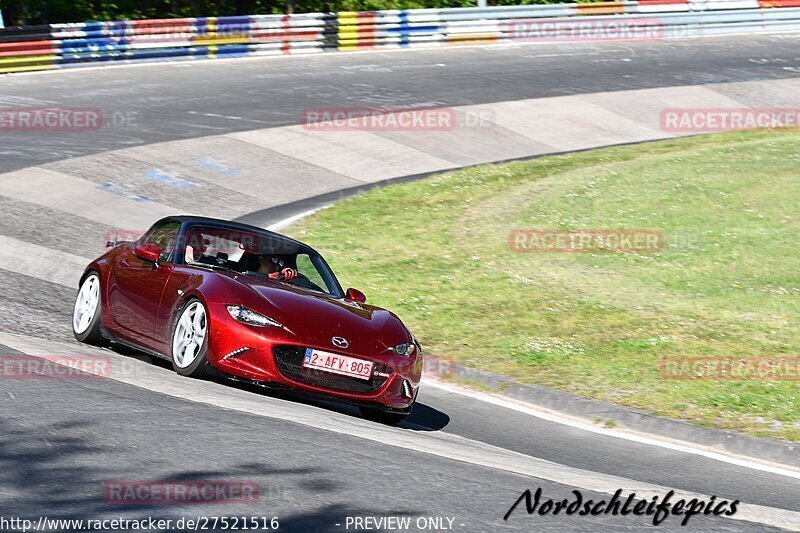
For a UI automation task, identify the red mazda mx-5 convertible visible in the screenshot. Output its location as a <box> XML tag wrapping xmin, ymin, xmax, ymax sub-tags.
<box><xmin>72</xmin><ymin>216</ymin><xmax>422</xmax><ymax>423</ymax></box>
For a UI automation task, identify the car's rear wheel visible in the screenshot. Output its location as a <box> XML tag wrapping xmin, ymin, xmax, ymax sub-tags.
<box><xmin>171</xmin><ymin>298</ymin><xmax>210</xmax><ymax>378</ymax></box>
<box><xmin>73</xmin><ymin>272</ymin><xmax>105</xmax><ymax>346</ymax></box>
<box><xmin>359</xmin><ymin>406</ymin><xmax>412</xmax><ymax>425</ymax></box>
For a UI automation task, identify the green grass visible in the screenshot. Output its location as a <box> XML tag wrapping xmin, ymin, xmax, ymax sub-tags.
<box><xmin>289</xmin><ymin>130</ymin><xmax>800</xmax><ymax>442</ymax></box>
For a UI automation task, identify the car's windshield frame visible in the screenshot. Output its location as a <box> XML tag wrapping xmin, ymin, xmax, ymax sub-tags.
<box><xmin>174</xmin><ymin>221</ymin><xmax>345</xmax><ymax>299</ymax></box>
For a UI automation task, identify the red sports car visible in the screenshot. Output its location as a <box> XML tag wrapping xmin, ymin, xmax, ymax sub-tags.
<box><xmin>72</xmin><ymin>216</ymin><xmax>422</xmax><ymax>423</ymax></box>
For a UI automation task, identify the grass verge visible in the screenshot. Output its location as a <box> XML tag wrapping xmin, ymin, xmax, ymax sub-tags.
<box><xmin>289</xmin><ymin>129</ymin><xmax>800</xmax><ymax>442</ymax></box>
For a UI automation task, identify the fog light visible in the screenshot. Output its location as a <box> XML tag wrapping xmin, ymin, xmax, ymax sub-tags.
<box><xmin>401</xmin><ymin>379</ymin><xmax>413</xmax><ymax>399</ymax></box>
<box><xmin>222</xmin><ymin>347</ymin><xmax>249</xmax><ymax>361</ymax></box>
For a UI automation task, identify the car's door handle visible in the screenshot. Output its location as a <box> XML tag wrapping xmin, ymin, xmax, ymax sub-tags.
<box><xmin>120</xmin><ymin>259</ymin><xmax>130</xmax><ymax>268</ymax></box>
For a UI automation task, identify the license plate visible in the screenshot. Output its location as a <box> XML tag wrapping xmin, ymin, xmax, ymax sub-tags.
<box><xmin>302</xmin><ymin>348</ymin><xmax>374</xmax><ymax>380</ymax></box>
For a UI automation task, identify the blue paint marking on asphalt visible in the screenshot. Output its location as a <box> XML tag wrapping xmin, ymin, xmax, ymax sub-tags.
<box><xmin>145</xmin><ymin>169</ymin><xmax>201</xmax><ymax>190</ymax></box>
<box><xmin>97</xmin><ymin>182</ymin><xmax>151</xmax><ymax>203</ymax></box>
<box><xmin>193</xmin><ymin>157</ymin><xmax>242</xmax><ymax>176</ymax></box>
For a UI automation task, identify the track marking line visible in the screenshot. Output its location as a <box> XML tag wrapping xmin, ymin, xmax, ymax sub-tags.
<box><xmin>0</xmin><ymin>234</ymin><xmax>89</xmax><ymax>287</ymax></box>
<box><xmin>266</xmin><ymin>206</ymin><xmax>330</xmax><ymax>231</ymax></box>
<box><xmin>423</xmin><ymin>378</ymin><xmax>800</xmax><ymax>480</ymax></box>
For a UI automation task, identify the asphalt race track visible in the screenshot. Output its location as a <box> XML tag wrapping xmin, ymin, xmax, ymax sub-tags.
<box><xmin>3</xmin><ymin>34</ymin><xmax>800</xmax><ymax>173</ymax></box>
<box><xmin>1</xmin><ymin>35</ymin><xmax>800</xmax><ymax>532</ymax></box>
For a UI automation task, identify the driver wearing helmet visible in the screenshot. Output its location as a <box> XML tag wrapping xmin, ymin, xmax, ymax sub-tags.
<box><xmin>257</xmin><ymin>254</ymin><xmax>297</xmax><ymax>281</ymax></box>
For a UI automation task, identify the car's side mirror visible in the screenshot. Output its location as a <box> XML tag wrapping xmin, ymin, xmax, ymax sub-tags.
<box><xmin>346</xmin><ymin>288</ymin><xmax>367</xmax><ymax>303</ymax></box>
<box><xmin>134</xmin><ymin>243</ymin><xmax>161</xmax><ymax>263</ymax></box>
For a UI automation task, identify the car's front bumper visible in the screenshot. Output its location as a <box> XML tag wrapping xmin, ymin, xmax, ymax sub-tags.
<box><xmin>206</xmin><ymin>303</ymin><xmax>421</xmax><ymax>410</ymax></box>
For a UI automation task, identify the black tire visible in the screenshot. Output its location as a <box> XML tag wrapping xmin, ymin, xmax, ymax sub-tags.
<box><xmin>72</xmin><ymin>272</ymin><xmax>105</xmax><ymax>346</ymax></box>
<box><xmin>171</xmin><ymin>298</ymin><xmax>211</xmax><ymax>378</ymax></box>
<box><xmin>359</xmin><ymin>406</ymin><xmax>412</xmax><ymax>425</ymax></box>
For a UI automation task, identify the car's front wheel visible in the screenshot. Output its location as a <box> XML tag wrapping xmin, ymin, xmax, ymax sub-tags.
<box><xmin>171</xmin><ymin>298</ymin><xmax>210</xmax><ymax>378</ymax></box>
<box><xmin>73</xmin><ymin>272</ymin><xmax>105</xmax><ymax>346</ymax></box>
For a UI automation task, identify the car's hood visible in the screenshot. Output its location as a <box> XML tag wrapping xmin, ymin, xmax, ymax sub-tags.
<box><xmin>226</xmin><ymin>274</ymin><xmax>410</xmax><ymax>354</ymax></box>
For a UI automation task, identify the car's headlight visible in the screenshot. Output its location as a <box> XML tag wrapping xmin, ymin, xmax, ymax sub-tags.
<box><xmin>389</xmin><ymin>343</ymin><xmax>416</xmax><ymax>356</ymax></box>
<box><xmin>226</xmin><ymin>305</ymin><xmax>282</xmax><ymax>328</ymax></box>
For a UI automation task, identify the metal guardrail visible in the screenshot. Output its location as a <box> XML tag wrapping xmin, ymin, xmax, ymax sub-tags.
<box><xmin>1</xmin><ymin>0</ymin><xmax>799</xmax><ymax>74</ymax></box>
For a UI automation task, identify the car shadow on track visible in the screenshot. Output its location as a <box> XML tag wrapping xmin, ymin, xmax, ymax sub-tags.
<box><xmin>212</xmin><ymin>373</ymin><xmax>451</xmax><ymax>432</ymax></box>
<box><xmin>105</xmin><ymin>342</ymin><xmax>451</xmax><ymax>432</ymax></box>
<box><xmin>404</xmin><ymin>403</ymin><xmax>451</xmax><ymax>431</ymax></box>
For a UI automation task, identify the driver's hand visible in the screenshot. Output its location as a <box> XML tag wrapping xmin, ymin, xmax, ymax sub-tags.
<box><xmin>268</xmin><ymin>268</ymin><xmax>297</xmax><ymax>280</ymax></box>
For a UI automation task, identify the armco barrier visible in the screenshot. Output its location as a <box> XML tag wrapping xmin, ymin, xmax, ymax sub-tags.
<box><xmin>1</xmin><ymin>1</ymin><xmax>800</xmax><ymax>74</ymax></box>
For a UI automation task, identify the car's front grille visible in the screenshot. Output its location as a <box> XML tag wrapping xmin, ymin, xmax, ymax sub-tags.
<box><xmin>273</xmin><ymin>346</ymin><xmax>391</xmax><ymax>394</ymax></box>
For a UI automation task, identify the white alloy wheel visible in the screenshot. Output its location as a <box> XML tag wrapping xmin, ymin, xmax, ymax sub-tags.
<box><xmin>172</xmin><ymin>301</ymin><xmax>207</xmax><ymax>368</ymax></box>
<box><xmin>73</xmin><ymin>274</ymin><xmax>100</xmax><ymax>334</ymax></box>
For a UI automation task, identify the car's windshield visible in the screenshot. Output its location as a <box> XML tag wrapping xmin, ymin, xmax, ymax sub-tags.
<box><xmin>181</xmin><ymin>225</ymin><xmax>343</xmax><ymax>298</ymax></box>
